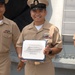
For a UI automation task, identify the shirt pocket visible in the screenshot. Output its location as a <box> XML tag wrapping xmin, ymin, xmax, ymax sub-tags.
<box><xmin>2</xmin><ymin>32</ymin><xmax>12</xmax><ymax>38</ymax></box>
<box><xmin>2</xmin><ymin>33</ymin><xmax>12</xmax><ymax>51</ymax></box>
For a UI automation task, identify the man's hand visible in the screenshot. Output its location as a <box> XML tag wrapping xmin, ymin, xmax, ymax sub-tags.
<box><xmin>44</xmin><ymin>45</ymin><xmax>51</xmax><ymax>55</ymax></box>
<box><xmin>17</xmin><ymin>61</ymin><xmax>25</xmax><ymax>71</ymax></box>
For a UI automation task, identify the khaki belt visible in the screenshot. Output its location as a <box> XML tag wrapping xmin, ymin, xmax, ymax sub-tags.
<box><xmin>34</xmin><ymin>61</ymin><xmax>44</xmax><ymax>65</ymax></box>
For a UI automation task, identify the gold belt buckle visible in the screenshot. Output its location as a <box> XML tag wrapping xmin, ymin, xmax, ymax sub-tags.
<box><xmin>34</xmin><ymin>62</ymin><xmax>41</xmax><ymax>65</ymax></box>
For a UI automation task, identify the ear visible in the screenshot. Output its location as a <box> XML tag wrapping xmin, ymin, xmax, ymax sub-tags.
<box><xmin>45</xmin><ymin>10</ymin><xmax>47</xmax><ymax>16</ymax></box>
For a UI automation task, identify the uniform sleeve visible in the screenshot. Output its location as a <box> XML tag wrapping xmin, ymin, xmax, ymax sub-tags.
<box><xmin>73</xmin><ymin>34</ymin><xmax>75</xmax><ymax>40</ymax></box>
<box><xmin>52</xmin><ymin>27</ymin><xmax>62</xmax><ymax>48</ymax></box>
<box><xmin>12</xmin><ymin>23</ymin><xmax>20</xmax><ymax>47</ymax></box>
<box><xmin>16</xmin><ymin>29</ymin><xmax>24</xmax><ymax>47</ymax></box>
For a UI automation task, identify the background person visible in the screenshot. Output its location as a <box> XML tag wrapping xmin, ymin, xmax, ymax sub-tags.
<box><xmin>0</xmin><ymin>0</ymin><xmax>20</xmax><ymax>75</ymax></box>
<box><xmin>73</xmin><ymin>34</ymin><xmax>75</xmax><ymax>46</ymax></box>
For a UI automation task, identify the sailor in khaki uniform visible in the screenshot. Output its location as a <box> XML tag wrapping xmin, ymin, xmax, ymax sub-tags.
<box><xmin>0</xmin><ymin>0</ymin><xmax>20</xmax><ymax>75</ymax></box>
<box><xmin>16</xmin><ymin>0</ymin><xmax>62</xmax><ymax>75</ymax></box>
<box><xmin>73</xmin><ymin>34</ymin><xmax>75</xmax><ymax>46</ymax></box>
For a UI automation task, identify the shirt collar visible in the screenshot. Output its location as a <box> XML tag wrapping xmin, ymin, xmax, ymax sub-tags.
<box><xmin>43</xmin><ymin>21</ymin><xmax>52</xmax><ymax>29</ymax></box>
<box><xmin>28</xmin><ymin>21</ymin><xmax>35</xmax><ymax>29</ymax></box>
<box><xmin>3</xmin><ymin>16</ymin><xmax>9</xmax><ymax>25</ymax></box>
<box><xmin>28</xmin><ymin>20</ymin><xmax>52</xmax><ymax>30</ymax></box>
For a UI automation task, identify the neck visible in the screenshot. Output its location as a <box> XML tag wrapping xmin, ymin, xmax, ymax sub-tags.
<box><xmin>0</xmin><ymin>16</ymin><xmax>3</xmax><ymax>20</ymax></box>
<box><xmin>34</xmin><ymin>20</ymin><xmax>45</xmax><ymax>26</ymax></box>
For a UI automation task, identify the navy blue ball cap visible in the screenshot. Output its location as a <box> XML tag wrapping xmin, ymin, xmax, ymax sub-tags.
<box><xmin>31</xmin><ymin>3</ymin><xmax>46</xmax><ymax>10</ymax></box>
<box><xmin>27</xmin><ymin>0</ymin><xmax>48</xmax><ymax>10</ymax></box>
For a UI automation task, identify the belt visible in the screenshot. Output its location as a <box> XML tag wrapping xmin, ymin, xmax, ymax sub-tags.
<box><xmin>27</xmin><ymin>60</ymin><xmax>52</xmax><ymax>65</ymax></box>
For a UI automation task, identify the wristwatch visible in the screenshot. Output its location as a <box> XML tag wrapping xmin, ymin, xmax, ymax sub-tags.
<box><xmin>49</xmin><ymin>49</ymin><xmax>52</xmax><ymax>54</ymax></box>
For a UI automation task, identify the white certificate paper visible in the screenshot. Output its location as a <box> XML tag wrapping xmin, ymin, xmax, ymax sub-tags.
<box><xmin>22</xmin><ymin>40</ymin><xmax>46</xmax><ymax>61</ymax></box>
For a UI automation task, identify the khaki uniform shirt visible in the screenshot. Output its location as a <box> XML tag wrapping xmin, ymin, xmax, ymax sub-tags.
<box><xmin>0</xmin><ymin>16</ymin><xmax>20</xmax><ymax>75</ymax></box>
<box><xmin>73</xmin><ymin>34</ymin><xmax>75</xmax><ymax>40</ymax></box>
<box><xmin>16</xmin><ymin>21</ymin><xmax>62</xmax><ymax>75</ymax></box>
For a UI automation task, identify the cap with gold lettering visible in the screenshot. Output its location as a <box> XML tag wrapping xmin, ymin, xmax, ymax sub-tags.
<box><xmin>0</xmin><ymin>0</ymin><xmax>9</xmax><ymax>4</ymax></box>
<box><xmin>27</xmin><ymin>0</ymin><xmax>48</xmax><ymax>10</ymax></box>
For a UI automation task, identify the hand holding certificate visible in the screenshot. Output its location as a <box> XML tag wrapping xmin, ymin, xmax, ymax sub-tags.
<box><xmin>22</xmin><ymin>40</ymin><xmax>46</xmax><ymax>61</ymax></box>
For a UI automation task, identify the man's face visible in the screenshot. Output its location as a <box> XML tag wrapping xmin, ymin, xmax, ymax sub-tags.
<box><xmin>0</xmin><ymin>3</ymin><xmax>5</xmax><ymax>17</ymax></box>
<box><xmin>30</xmin><ymin>9</ymin><xmax>47</xmax><ymax>23</ymax></box>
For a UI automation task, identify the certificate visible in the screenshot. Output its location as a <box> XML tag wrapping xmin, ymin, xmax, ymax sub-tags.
<box><xmin>22</xmin><ymin>40</ymin><xmax>46</xmax><ymax>61</ymax></box>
